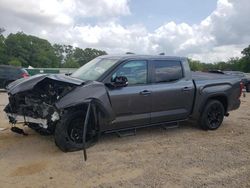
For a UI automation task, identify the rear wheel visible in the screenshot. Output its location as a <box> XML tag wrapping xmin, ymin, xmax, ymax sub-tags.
<box><xmin>199</xmin><ymin>100</ymin><xmax>225</xmax><ymax>130</ymax></box>
<box><xmin>54</xmin><ymin>110</ymin><xmax>98</xmax><ymax>152</ymax></box>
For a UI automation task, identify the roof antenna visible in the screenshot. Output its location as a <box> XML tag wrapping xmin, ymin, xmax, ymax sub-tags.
<box><xmin>159</xmin><ymin>52</ymin><xmax>165</xmax><ymax>55</ymax></box>
<box><xmin>126</xmin><ymin>52</ymin><xmax>135</xmax><ymax>54</ymax></box>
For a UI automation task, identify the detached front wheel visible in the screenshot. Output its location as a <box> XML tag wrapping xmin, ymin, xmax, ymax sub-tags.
<box><xmin>199</xmin><ymin>100</ymin><xmax>225</xmax><ymax>130</ymax></box>
<box><xmin>54</xmin><ymin>110</ymin><xmax>98</xmax><ymax>152</ymax></box>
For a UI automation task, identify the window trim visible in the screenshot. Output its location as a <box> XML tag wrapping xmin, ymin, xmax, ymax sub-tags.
<box><xmin>150</xmin><ymin>60</ymin><xmax>184</xmax><ymax>84</ymax></box>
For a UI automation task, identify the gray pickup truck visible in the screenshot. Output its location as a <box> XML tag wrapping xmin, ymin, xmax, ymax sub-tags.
<box><xmin>4</xmin><ymin>55</ymin><xmax>242</xmax><ymax>153</ymax></box>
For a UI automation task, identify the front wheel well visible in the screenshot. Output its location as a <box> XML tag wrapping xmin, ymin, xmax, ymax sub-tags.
<box><xmin>55</xmin><ymin>103</ymin><xmax>101</xmax><ymax>152</ymax></box>
<box><xmin>62</xmin><ymin>103</ymin><xmax>104</xmax><ymax>132</ymax></box>
<box><xmin>63</xmin><ymin>103</ymin><xmax>96</xmax><ymax>124</ymax></box>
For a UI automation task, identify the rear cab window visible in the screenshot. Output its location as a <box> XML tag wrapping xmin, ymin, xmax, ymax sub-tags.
<box><xmin>151</xmin><ymin>60</ymin><xmax>183</xmax><ymax>83</ymax></box>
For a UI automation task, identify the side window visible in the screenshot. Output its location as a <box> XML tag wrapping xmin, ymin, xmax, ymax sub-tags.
<box><xmin>112</xmin><ymin>60</ymin><xmax>147</xmax><ymax>85</ymax></box>
<box><xmin>153</xmin><ymin>60</ymin><xmax>183</xmax><ymax>83</ymax></box>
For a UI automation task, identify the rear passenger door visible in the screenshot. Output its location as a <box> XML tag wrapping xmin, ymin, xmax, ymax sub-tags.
<box><xmin>149</xmin><ymin>60</ymin><xmax>195</xmax><ymax>124</ymax></box>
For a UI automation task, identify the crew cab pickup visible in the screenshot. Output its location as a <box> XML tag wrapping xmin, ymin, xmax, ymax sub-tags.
<box><xmin>4</xmin><ymin>55</ymin><xmax>242</xmax><ymax>152</ymax></box>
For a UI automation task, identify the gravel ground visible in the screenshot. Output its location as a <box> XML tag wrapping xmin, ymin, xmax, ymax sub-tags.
<box><xmin>0</xmin><ymin>92</ymin><xmax>250</xmax><ymax>188</ymax></box>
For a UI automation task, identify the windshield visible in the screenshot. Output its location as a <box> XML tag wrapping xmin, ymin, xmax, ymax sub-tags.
<box><xmin>71</xmin><ymin>58</ymin><xmax>118</xmax><ymax>81</ymax></box>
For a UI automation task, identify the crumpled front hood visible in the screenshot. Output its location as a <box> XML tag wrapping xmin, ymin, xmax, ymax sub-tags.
<box><xmin>7</xmin><ymin>74</ymin><xmax>84</xmax><ymax>95</ymax></box>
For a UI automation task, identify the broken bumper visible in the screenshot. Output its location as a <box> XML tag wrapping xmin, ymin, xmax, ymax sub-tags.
<box><xmin>6</xmin><ymin>112</ymin><xmax>59</xmax><ymax>129</ymax></box>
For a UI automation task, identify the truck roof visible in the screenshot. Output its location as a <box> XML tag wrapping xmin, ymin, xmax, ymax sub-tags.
<box><xmin>99</xmin><ymin>54</ymin><xmax>187</xmax><ymax>61</ymax></box>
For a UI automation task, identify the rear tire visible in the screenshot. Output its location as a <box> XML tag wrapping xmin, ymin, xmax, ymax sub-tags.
<box><xmin>54</xmin><ymin>110</ymin><xmax>98</xmax><ymax>152</ymax></box>
<box><xmin>199</xmin><ymin>100</ymin><xmax>225</xmax><ymax>130</ymax></box>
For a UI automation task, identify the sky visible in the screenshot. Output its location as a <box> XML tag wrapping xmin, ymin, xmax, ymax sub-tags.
<box><xmin>0</xmin><ymin>0</ymin><xmax>250</xmax><ymax>63</ymax></box>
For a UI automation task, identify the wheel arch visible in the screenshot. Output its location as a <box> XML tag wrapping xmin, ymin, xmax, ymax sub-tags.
<box><xmin>201</xmin><ymin>94</ymin><xmax>228</xmax><ymax>115</ymax></box>
<box><xmin>55</xmin><ymin>82</ymin><xmax>115</xmax><ymax>123</ymax></box>
<box><xmin>55</xmin><ymin>105</ymin><xmax>100</xmax><ymax>152</ymax></box>
<box><xmin>61</xmin><ymin>99</ymin><xmax>108</xmax><ymax>132</ymax></box>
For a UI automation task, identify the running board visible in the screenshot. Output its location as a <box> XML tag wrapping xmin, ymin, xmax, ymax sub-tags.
<box><xmin>161</xmin><ymin>122</ymin><xmax>179</xmax><ymax>130</ymax></box>
<box><xmin>104</xmin><ymin>119</ymin><xmax>187</xmax><ymax>135</ymax></box>
<box><xmin>116</xmin><ymin>129</ymin><xmax>136</xmax><ymax>137</ymax></box>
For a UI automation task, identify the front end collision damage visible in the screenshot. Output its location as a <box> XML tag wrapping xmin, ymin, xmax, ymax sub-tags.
<box><xmin>4</xmin><ymin>74</ymin><xmax>115</xmax><ymax>137</ymax></box>
<box><xmin>55</xmin><ymin>81</ymin><xmax>115</xmax><ymax>123</ymax></box>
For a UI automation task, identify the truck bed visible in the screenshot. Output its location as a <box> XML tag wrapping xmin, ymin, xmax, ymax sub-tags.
<box><xmin>191</xmin><ymin>71</ymin><xmax>235</xmax><ymax>81</ymax></box>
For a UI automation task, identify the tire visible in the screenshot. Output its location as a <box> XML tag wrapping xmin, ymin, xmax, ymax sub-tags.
<box><xmin>54</xmin><ymin>110</ymin><xmax>98</xmax><ymax>152</ymax></box>
<box><xmin>27</xmin><ymin>123</ymin><xmax>55</xmax><ymax>136</ymax></box>
<box><xmin>246</xmin><ymin>83</ymin><xmax>250</xmax><ymax>93</ymax></box>
<box><xmin>199</xmin><ymin>100</ymin><xmax>225</xmax><ymax>130</ymax></box>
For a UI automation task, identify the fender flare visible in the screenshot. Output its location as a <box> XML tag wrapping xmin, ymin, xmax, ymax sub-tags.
<box><xmin>199</xmin><ymin>93</ymin><xmax>228</xmax><ymax>114</ymax></box>
<box><xmin>55</xmin><ymin>81</ymin><xmax>115</xmax><ymax>122</ymax></box>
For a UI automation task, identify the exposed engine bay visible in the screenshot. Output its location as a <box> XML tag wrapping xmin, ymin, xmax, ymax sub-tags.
<box><xmin>4</xmin><ymin>74</ymin><xmax>114</xmax><ymax>154</ymax></box>
<box><xmin>5</xmin><ymin>78</ymin><xmax>75</xmax><ymax>131</ymax></box>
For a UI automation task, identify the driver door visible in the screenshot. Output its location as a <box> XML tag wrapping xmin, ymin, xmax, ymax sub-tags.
<box><xmin>106</xmin><ymin>60</ymin><xmax>151</xmax><ymax>130</ymax></box>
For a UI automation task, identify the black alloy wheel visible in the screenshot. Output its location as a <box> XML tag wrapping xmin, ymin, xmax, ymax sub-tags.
<box><xmin>200</xmin><ymin>100</ymin><xmax>225</xmax><ymax>130</ymax></box>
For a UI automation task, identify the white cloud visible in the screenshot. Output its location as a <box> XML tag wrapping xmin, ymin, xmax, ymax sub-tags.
<box><xmin>74</xmin><ymin>0</ymin><xmax>130</xmax><ymax>17</ymax></box>
<box><xmin>0</xmin><ymin>0</ymin><xmax>250</xmax><ymax>62</ymax></box>
<box><xmin>0</xmin><ymin>0</ymin><xmax>130</xmax><ymax>29</ymax></box>
<box><xmin>190</xmin><ymin>45</ymin><xmax>244</xmax><ymax>63</ymax></box>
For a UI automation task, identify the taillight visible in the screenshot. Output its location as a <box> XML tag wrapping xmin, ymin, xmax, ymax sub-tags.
<box><xmin>22</xmin><ymin>72</ymin><xmax>29</xmax><ymax>78</ymax></box>
<box><xmin>239</xmin><ymin>81</ymin><xmax>244</xmax><ymax>98</ymax></box>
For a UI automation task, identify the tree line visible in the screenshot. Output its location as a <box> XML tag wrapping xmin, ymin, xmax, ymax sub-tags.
<box><xmin>0</xmin><ymin>28</ymin><xmax>107</xmax><ymax>68</ymax></box>
<box><xmin>0</xmin><ymin>27</ymin><xmax>249</xmax><ymax>71</ymax></box>
<box><xmin>188</xmin><ymin>46</ymin><xmax>250</xmax><ymax>72</ymax></box>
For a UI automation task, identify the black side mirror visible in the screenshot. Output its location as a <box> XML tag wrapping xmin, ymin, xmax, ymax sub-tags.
<box><xmin>113</xmin><ymin>76</ymin><xmax>128</xmax><ymax>88</ymax></box>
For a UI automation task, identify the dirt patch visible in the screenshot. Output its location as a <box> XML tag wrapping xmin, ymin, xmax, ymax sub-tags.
<box><xmin>0</xmin><ymin>92</ymin><xmax>250</xmax><ymax>188</ymax></box>
<box><xmin>10</xmin><ymin>161</ymin><xmax>47</xmax><ymax>177</ymax></box>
